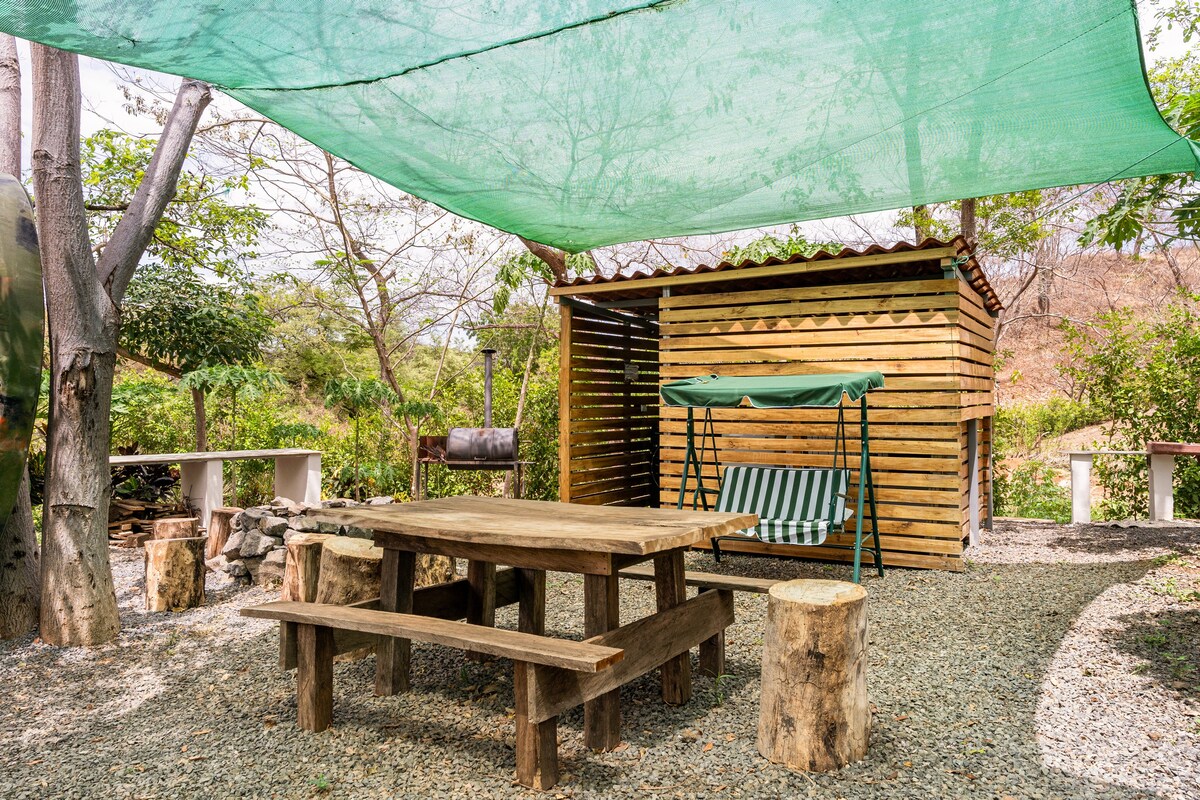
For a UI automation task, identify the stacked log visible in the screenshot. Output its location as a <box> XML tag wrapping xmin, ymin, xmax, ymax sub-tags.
<box><xmin>108</xmin><ymin>498</ymin><xmax>189</xmax><ymax>547</ymax></box>
<box><xmin>144</xmin><ymin>536</ymin><xmax>207</xmax><ymax>612</ymax></box>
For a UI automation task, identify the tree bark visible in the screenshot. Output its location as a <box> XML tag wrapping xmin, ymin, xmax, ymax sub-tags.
<box><xmin>960</xmin><ymin>197</ymin><xmax>977</xmax><ymax>244</ymax></box>
<box><xmin>32</xmin><ymin>45</ymin><xmax>211</xmax><ymax>646</ymax></box>
<box><xmin>191</xmin><ymin>387</ymin><xmax>208</xmax><ymax>451</ymax></box>
<box><xmin>912</xmin><ymin>205</ymin><xmax>929</xmax><ymax>241</ymax></box>
<box><xmin>144</xmin><ymin>536</ymin><xmax>206</xmax><ymax>612</ymax></box>
<box><xmin>0</xmin><ymin>33</ymin><xmax>41</xmax><ymax>640</ymax></box>
<box><xmin>518</xmin><ymin>237</ymin><xmax>568</xmax><ymax>282</ymax></box>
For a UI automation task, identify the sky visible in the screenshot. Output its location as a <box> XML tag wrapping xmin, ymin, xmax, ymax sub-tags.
<box><xmin>8</xmin><ymin>3</ymin><xmax>1193</xmax><ymax>262</ymax></box>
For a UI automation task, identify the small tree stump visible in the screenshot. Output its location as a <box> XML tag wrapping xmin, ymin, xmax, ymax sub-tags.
<box><xmin>152</xmin><ymin>517</ymin><xmax>198</xmax><ymax>541</ymax></box>
<box><xmin>205</xmin><ymin>507</ymin><xmax>242</xmax><ymax>561</ymax></box>
<box><xmin>417</xmin><ymin>554</ymin><xmax>455</xmax><ymax>587</ymax></box>
<box><xmin>757</xmin><ymin>579</ymin><xmax>869</xmax><ymax>772</ymax></box>
<box><xmin>144</xmin><ymin>536</ymin><xmax>207</xmax><ymax>612</ymax></box>
<box><xmin>282</xmin><ymin>533</ymin><xmax>334</xmax><ymax>602</ymax></box>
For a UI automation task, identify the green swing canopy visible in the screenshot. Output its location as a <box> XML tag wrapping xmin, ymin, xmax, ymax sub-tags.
<box><xmin>660</xmin><ymin>372</ymin><xmax>885</xmax><ymax>409</ymax></box>
<box><xmin>0</xmin><ymin>1</ymin><xmax>1196</xmax><ymax>252</ymax></box>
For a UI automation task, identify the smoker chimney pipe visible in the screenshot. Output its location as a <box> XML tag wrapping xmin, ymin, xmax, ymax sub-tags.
<box><xmin>481</xmin><ymin>348</ymin><xmax>496</xmax><ymax>428</ymax></box>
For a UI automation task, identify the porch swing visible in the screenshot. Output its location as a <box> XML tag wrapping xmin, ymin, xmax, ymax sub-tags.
<box><xmin>660</xmin><ymin>372</ymin><xmax>886</xmax><ymax>583</ymax></box>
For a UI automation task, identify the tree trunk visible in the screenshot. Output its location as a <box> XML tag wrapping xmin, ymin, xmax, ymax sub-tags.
<box><xmin>960</xmin><ymin>198</ymin><xmax>977</xmax><ymax>244</ymax></box>
<box><xmin>315</xmin><ymin>537</ymin><xmax>382</xmax><ymax>605</ymax></box>
<box><xmin>144</xmin><ymin>536</ymin><xmax>206</xmax><ymax>612</ymax></box>
<box><xmin>282</xmin><ymin>533</ymin><xmax>332</xmax><ymax>602</ymax></box>
<box><xmin>757</xmin><ymin>579</ymin><xmax>869</xmax><ymax>772</ymax></box>
<box><xmin>152</xmin><ymin>516</ymin><xmax>198</xmax><ymax>540</ymax></box>
<box><xmin>0</xmin><ymin>32</ymin><xmax>40</xmax><ymax>640</ymax></box>
<box><xmin>191</xmin><ymin>387</ymin><xmax>207</xmax><ymax>451</ymax></box>
<box><xmin>31</xmin><ymin>45</ymin><xmax>212</xmax><ymax>646</ymax></box>
<box><xmin>912</xmin><ymin>205</ymin><xmax>929</xmax><ymax>241</ymax></box>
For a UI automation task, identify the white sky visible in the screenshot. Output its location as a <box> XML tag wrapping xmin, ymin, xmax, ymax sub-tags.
<box><xmin>9</xmin><ymin>4</ymin><xmax>1193</xmax><ymax>260</ymax></box>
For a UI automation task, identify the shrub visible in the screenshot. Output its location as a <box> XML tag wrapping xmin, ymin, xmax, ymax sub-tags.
<box><xmin>994</xmin><ymin>459</ymin><xmax>1072</xmax><ymax>523</ymax></box>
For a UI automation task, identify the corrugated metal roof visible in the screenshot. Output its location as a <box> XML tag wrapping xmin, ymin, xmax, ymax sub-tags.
<box><xmin>553</xmin><ymin>236</ymin><xmax>1002</xmax><ymax>311</ymax></box>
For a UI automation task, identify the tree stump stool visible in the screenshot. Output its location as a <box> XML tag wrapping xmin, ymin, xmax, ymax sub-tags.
<box><xmin>205</xmin><ymin>507</ymin><xmax>242</xmax><ymax>561</ymax></box>
<box><xmin>152</xmin><ymin>517</ymin><xmax>198</xmax><ymax>540</ymax></box>
<box><xmin>282</xmin><ymin>533</ymin><xmax>334</xmax><ymax>602</ymax></box>
<box><xmin>757</xmin><ymin>579</ymin><xmax>869</xmax><ymax>772</ymax></box>
<box><xmin>144</xmin><ymin>536</ymin><xmax>207</xmax><ymax>612</ymax></box>
<box><xmin>316</xmin><ymin>537</ymin><xmax>382</xmax><ymax>660</ymax></box>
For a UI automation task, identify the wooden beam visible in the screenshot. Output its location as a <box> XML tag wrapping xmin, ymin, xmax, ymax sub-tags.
<box><xmin>583</xmin><ymin>572</ymin><xmax>621</xmax><ymax>750</ymax></box>
<box><xmin>296</xmin><ymin>623</ymin><xmax>334</xmax><ymax>732</ymax></box>
<box><xmin>618</xmin><ymin>563</ymin><xmax>780</xmax><ymax>594</ymax></box>
<box><xmin>521</xmin><ymin>588</ymin><xmax>734</xmax><ymax>723</ymax></box>
<box><xmin>654</xmin><ymin>552</ymin><xmax>691</xmax><ymax>705</ymax></box>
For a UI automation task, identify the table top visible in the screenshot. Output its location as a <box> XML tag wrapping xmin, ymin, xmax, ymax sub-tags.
<box><xmin>109</xmin><ymin>448</ymin><xmax>320</xmax><ymax>466</ymax></box>
<box><xmin>311</xmin><ymin>496</ymin><xmax>757</xmax><ymax>557</ymax></box>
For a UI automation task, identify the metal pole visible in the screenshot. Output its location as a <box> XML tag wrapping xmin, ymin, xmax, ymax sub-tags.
<box><xmin>481</xmin><ymin>347</ymin><xmax>496</xmax><ymax>427</ymax></box>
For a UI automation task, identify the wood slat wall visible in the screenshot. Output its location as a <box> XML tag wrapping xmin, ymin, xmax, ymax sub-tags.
<box><xmin>559</xmin><ymin>303</ymin><xmax>660</xmax><ymax>507</ymax></box>
<box><xmin>656</xmin><ymin>274</ymin><xmax>996</xmax><ymax>571</ymax></box>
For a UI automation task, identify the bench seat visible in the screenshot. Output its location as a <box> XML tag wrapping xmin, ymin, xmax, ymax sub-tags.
<box><xmin>715</xmin><ymin>465</ymin><xmax>850</xmax><ymax>546</ymax></box>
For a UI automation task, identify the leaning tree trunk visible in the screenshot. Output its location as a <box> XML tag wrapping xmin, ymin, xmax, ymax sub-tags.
<box><xmin>0</xmin><ymin>32</ymin><xmax>41</xmax><ymax>640</ymax></box>
<box><xmin>31</xmin><ymin>45</ymin><xmax>211</xmax><ymax>646</ymax></box>
<box><xmin>191</xmin><ymin>387</ymin><xmax>207</xmax><ymax>451</ymax></box>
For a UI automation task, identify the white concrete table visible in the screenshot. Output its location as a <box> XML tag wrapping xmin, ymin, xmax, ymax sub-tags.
<box><xmin>109</xmin><ymin>448</ymin><xmax>321</xmax><ymax>528</ymax></box>
<box><xmin>1066</xmin><ymin>442</ymin><xmax>1195</xmax><ymax>524</ymax></box>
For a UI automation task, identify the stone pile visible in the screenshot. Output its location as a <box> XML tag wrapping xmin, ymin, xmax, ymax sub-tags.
<box><xmin>205</xmin><ymin>495</ymin><xmax>394</xmax><ymax>586</ymax></box>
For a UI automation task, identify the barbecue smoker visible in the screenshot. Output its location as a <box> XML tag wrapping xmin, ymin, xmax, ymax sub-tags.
<box><xmin>416</xmin><ymin>348</ymin><xmax>527</xmax><ymax>499</ymax></box>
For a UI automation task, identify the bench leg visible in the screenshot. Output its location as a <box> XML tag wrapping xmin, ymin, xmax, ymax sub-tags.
<box><xmin>698</xmin><ymin>588</ymin><xmax>726</xmax><ymax>678</ymax></box>
<box><xmin>517</xmin><ymin>568</ymin><xmax>545</xmax><ymax>635</ymax></box>
<box><xmin>297</xmin><ymin>623</ymin><xmax>334</xmax><ymax>732</ymax></box>
<box><xmin>655</xmin><ymin>551</ymin><xmax>692</xmax><ymax>705</ymax></box>
<box><xmin>514</xmin><ymin>662</ymin><xmax>559</xmax><ymax>789</ymax></box>
<box><xmin>377</xmin><ymin>550</ymin><xmax>416</xmax><ymax>696</ymax></box>
<box><xmin>583</xmin><ymin>572</ymin><xmax>621</xmax><ymax>751</ymax></box>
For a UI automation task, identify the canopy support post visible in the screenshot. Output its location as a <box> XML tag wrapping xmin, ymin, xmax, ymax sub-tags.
<box><xmin>853</xmin><ymin>395</ymin><xmax>884</xmax><ymax>582</ymax></box>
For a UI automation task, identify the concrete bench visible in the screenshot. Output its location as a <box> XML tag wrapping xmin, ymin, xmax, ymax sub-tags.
<box><xmin>110</xmin><ymin>448</ymin><xmax>321</xmax><ymax>528</ymax></box>
<box><xmin>1066</xmin><ymin>441</ymin><xmax>1199</xmax><ymax>523</ymax></box>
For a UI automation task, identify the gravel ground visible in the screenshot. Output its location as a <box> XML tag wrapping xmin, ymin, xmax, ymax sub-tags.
<box><xmin>1</xmin><ymin>519</ymin><xmax>1198</xmax><ymax>800</ymax></box>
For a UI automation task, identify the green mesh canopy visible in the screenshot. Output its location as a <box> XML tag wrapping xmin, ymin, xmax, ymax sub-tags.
<box><xmin>1</xmin><ymin>0</ymin><xmax>1196</xmax><ymax>252</ymax></box>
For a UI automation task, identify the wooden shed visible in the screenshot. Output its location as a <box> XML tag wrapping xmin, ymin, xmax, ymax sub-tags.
<box><xmin>551</xmin><ymin>237</ymin><xmax>1000</xmax><ymax>571</ymax></box>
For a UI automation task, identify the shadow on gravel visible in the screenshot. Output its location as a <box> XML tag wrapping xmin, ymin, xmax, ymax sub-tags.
<box><xmin>1045</xmin><ymin>524</ymin><xmax>1200</xmax><ymax>557</ymax></box>
<box><xmin>1109</xmin><ymin>606</ymin><xmax>1200</xmax><ymax>699</ymax></box>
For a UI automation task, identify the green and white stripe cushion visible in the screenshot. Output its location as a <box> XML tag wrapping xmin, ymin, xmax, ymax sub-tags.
<box><xmin>715</xmin><ymin>465</ymin><xmax>852</xmax><ymax>546</ymax></box>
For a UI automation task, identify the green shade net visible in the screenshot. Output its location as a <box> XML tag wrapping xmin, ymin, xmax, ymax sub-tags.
<box><xmin>1</xmin><ymin>0</ymin><xmax>1197</xmax><ymax>252</ymax></box>
<box><xmin>661</xmin><ymin>372</ymin><xmax>885</xmax><ymax>408</ymax></box>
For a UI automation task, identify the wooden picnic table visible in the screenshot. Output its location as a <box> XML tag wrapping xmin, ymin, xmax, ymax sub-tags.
<box><xmin>309</xmin><ymin>496</ymin><xmax>756</xmax><ymax>786</ymax></box>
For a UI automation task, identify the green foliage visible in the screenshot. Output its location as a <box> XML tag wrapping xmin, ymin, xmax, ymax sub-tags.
<box><xmin>121</xmin><ymin>262</ymin><xmax>273</xmax><ymax>374</ymax></box>
<box><xmin>493</xmin><ymin>251</ymin><xmax>555</xmax><ymax>315</ymax></box>
<box><xmin>993</xmin><ymin>398</ymin><xmax>1103</xmax><ymax>459</ymax></box>
<box><xmin>324</xmin><ymin>377</ymin><xmax>398</xmax><ymax>500</ymax></box>
<box><xmin>993</xmin><ymin>459</ymin><xmax>1072</xmax><ymax>523</ymax></box>
<box><xmin>83</xmin><ymin>129</ymin><xmax>266</xmax><ymax>278</ymax></box>
<box><xmin>1060</xmin><ymin>294</ymin><xmax>1200</xmax><ymax>518</ymax></box>
<box><xmin>720</xmin><ymin>226</ymin><xmax>839</xmax><ymax>263</ymax></box>
<box><xmin>895</xmin><ymin>191</ymin><xmax>1056</xmax><ymax>259</ymax></box>
<box><xmin>110</xmin><ymin>373</ymin><xmax>195</xmax><ymax>455</ymax></box>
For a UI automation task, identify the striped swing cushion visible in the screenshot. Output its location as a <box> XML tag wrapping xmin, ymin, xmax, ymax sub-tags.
<box><xmin>714</xmin><ymin>465</ymin><xmax>852</xmax><ymax>546</ymax></box>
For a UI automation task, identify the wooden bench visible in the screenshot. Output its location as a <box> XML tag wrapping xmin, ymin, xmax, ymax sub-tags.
<box><xmin>243</xmin><ymin>585</ymin><xmax>734</xmax><ymax>789</ymax></box>
<box><xmin>618</xmin><ymin>563</ymin><xmax>780</xmax><ymax>676</ymax></box>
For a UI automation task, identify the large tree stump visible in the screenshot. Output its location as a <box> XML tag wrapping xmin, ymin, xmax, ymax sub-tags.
<box><xmin>152</xmin><ymin>517</ymin><xmax>198</xmax><ymax>541</ymax></box>
<box><xmin>315</xmin><ymin>537</ymin><xmax>383</xmax><ymax>605</ymax></box>
<box><xmin>144</xmin><ymin>536</ymin><xmax>207</xmax><ymax>612</ymax></box>
<box><xmin>417</xmin><ymin>554</ymin><xmax>454</xmax><ymax>586</ymax></box>
<box><xmin>757</xmin><ymin>579</ymin><xmax>869</xmax><ymax>772</ymax></box>
<box><xmin>205</xmin><ymin>507</ymin><xmax>242</xmax><ymax>561</ymax></box>
<box><xmin>282</xmin><ymin>533</ymin><xmax>333</xmax><ymax>602</ymax></box>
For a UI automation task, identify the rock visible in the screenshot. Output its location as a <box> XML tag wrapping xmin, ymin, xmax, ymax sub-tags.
<box><xmin>224</xmin><ymin>559</ymin><xmax>249</xmax><ymax>578</ymax></box>
<box><xmin>249</xmin><ymin>548</ymin><xmax>287</xmax><ymax>586</ymax></box>
<box><xmin>291</xmin><ymin>515</ymin><xmax>323</xmax><ymax>532</ymax></box>
<box><xmin>221</xmin><ymin>529</ymin><xmax>247</xmax><ymax>559</ymax></box>
<box><xmin>241</xmin><ymin>507</ymin><xmax>270</xmax><ymax>525</ymax></box>
<box><xmin>204</xmin><ymin>554</ymin><xmax>229</xmax><ymax>573</ymax></box>
<box><xmin>323</xmin><ymin>499</ymin><xmax>350</xmax><ymax>508</ymax></box>
<box><xmin>366</xmin><ymin>496</ymin><xmax>394</xmax><ymax>505</ymax></box>
<box><xmin>343</xmin><ymin>526</ymin><xmax>373</xmax><ymax>540</ymax></box>
<box><xmin>259</xmin><ymin>515</ymin><xmax>289</xmax><ymax>536</ymax></box>
<box><xmin>239</xmin><ymin>530</ymin><xmax>277</xmax><ymax>559</ymax></box>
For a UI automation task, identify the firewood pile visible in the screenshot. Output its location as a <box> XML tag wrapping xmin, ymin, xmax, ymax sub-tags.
<box><xmin>108</xmin><ymin>497</ymin><xmax>191</xmax><ymax>547</ymax></box>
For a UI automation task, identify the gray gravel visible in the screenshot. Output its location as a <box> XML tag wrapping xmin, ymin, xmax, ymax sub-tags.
<box><xmin>1</xmin><ymin>519</ymin><xmax>1198</xmax><ymax>799</ymax></box>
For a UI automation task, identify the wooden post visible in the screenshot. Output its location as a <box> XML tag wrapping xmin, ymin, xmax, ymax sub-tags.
<box><xmin>282</xmin><ymin>533</ymin><xmax>333</xmax><ymax>602</ymax></box>
<box><xmin>144</xmin><ymin>536</ymin><xmax>207</xmax><ymax>611</ymax></box>
<box><xmin>583</xmin><ymin>571</ymin><xmax>621</xmax><ymax>751</ymax></box>
<box><xmin>514</xmin><ymin>661</ymin><xmax>558</xmax><ymax>789</ymax></box>
<box><xmin>517</xmin><ymin>568</ymin><xmax>545</xmax><ymax>635</ymax></box>
<box><xmin>757</xmin><ymin>579</ymin><xmax>869</xmax><ymax>772</ymax></box>
<box><xmin>151</xmin><ymin>516</ymin><xmax>198</xmax><ymax>540</ymax></box>
<box><xmin>698</xmin><ymin>587</ymin><xmax>725</xmax><ymax>678</ymax></box>
<box><xmin>654</xmin><ymin>551</ymin><xmax>692</xmax><ymax>704</ymax></box>
<box><xmin>205</xmin><ymin>507</ymin><xmax>242</xmax><ymax>560</ymax></box>
<box><xmin>376</xmin><ymin>548</ymin><xmax>415</xmax><ymax>696</ymax></box>
<box><xmin>466</xmin><ymin>559</ymin><xmax>497</xmax><ymax>661</ymax></box>
<box><xmin>296</xmin><ymin>623</ymin><xmax>334</xmax><ymax>732</ymax></box>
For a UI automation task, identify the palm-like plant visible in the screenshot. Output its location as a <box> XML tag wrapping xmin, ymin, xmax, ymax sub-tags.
<box><xmin>324</xmin><ymin>377</ymin><xmax>397</xmax><ymax>500</ymax></box>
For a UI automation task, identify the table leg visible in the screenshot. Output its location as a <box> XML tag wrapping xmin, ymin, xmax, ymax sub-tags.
<box><xmin>583</xmin><ymin>572</ymin><xmax>621</xmax><ymax>750</ymax></box>
<box><xmin>517</xmin><ymin>568</ymin><xmax>545</xmax><ymax>635</ymax></box>
<box><xmin>1069</xmin><ymin>453</ymin><xmax>1092</xmax><ymax>525</ymax></box>
<box><xmin>466</xmin><ymin>560</ymin><xmax>497</xmax><ymax>661</ymax></box>
<box><xmin>1149</xmin><ymin>454</ymin><xmax>1175</xmax><ymax>522</ymax></box>
<box><xmin>514</xmin><ymin>662</ymin><xmax>559</xmax><ymax>789</ymax></box>
<box><xmin>698</xmin><ymin>588</ymin><xmax>726</xmax><ymax>678</ymax></box>
<box><xmin>655</xmin><ymin>551</ymin><xmax>692</xmax><ymax>704</ymax></box>
<box><xmin>376</xmin><ymin>549</ymin><xmax>415</xmax><ymax>696</ymax></box>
